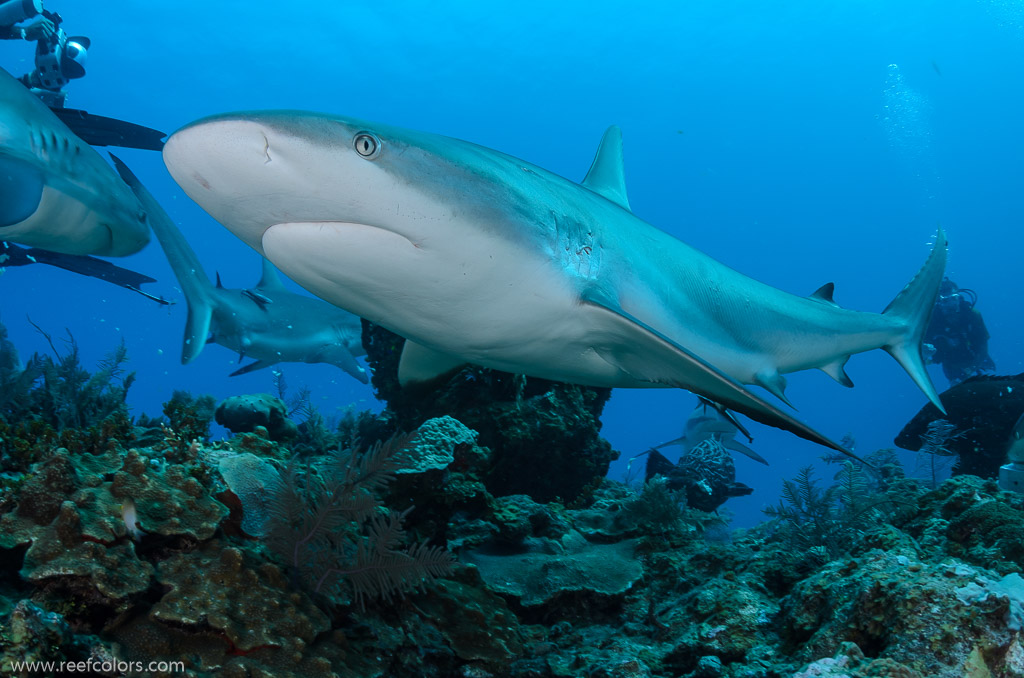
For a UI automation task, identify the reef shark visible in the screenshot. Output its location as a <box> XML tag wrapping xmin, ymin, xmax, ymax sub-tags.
<box><xmin>0</xmin><ymin>67</ymin><xmax>148</xmax><ymax>256</ymax></box>
<box><xmin>654</xmin><ymin>401</ymin><xmax>769</xmax><ymax>466</ymax></box>
<box><xmin>161</xmin><ymin>114</ymin><xmax>947</xmax><ymax>451</ymax></box>
<box><xmin>111</xmin><ymin>156</ymin><xmax>368</xmax><ymax>382</ymax></box>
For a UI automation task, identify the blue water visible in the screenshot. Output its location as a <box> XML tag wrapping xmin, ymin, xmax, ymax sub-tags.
<box><xmin>2</xmin><ymin>1</ymin><xmax>1022</xmax><ymax>528</ymax></box>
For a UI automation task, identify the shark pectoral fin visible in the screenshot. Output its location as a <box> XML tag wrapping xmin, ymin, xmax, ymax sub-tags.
<box><xmin>230</xmin><ymin>359</ymin><xmax>277</xmax><ymax>377</ymax></box>
<box><xmin>182</xmin><ymin>300</ymin><xmax>212</xmax><ymax>364</ymax></box>
<box><xmin>581</xmin><ymin>126</ymin><xmax>631</xmax><ymax>211</ymax></box>
<box><xmin>723</xmin><ymin>440</ymin><xmax>770</xmax><ymax>466</ymax></box>
<box><xmin>820</xmin><ymin>356</ymin><xmax>854</xmax><ymax>387</ymax></box>
<box><xmin>652</xmin><ymin>435</ymin><xmax>686</xmax><ymax>450</ymax></box>
<box><xmin>580</xmin><ymin>291</ymin><xmax>852</xmax><ymax>455</ymax></box>
<box><xmin>397</xmin><ymin>341</ymin><xmax>467</xmax><ymax>386</ymax></box>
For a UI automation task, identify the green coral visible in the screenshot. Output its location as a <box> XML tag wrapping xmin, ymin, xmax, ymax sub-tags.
<box><xmin>262</xmin><ymin>434</ymin><xmax>455</xmax><ymax>606</ymax></box>
<box><xmin>764</xmin><ymin>463</ymin><xmax>914</xmax><ymax>558</ymax></box>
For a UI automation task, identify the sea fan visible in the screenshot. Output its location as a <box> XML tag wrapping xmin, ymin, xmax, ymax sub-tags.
<box><xmin>262</xmin><ymin>433</ymin><xmax>454</xmax><ymax>606</ymax></box>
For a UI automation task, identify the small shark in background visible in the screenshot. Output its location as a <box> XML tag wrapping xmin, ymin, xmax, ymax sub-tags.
<box><xmin>161</xmin><ymin>113</ymin><xmax>948</xmax><ymax>452</ymax></box>
<box><xmin>0</xmin><ymin>67</ymin><xmax>148</xmax><ymax>257</ymax></box>
<box><xmin>654</xmin><ymin>401</ymin><xmax>769</xmax><ymax>465</ymax></box>
<box><xmin>111</xmin><ymin>156</ymin><xmax>368</xmax><ymax>382</ymax></box>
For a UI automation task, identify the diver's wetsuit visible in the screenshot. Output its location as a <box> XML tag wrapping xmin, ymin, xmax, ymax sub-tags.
<box><xmin>925</xmin><ymin>294</ymin><xmax>995</xmax><ymax>386</ymax></box>
<box><xmin>0</xmin><ymin>241</ymin><xmax>168</xmax><ymax>305</ymax></box>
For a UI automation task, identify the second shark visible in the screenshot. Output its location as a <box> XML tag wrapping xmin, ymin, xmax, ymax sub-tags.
<box><xmin>112</xmin><ymin>157</ymin><xmax>368</xmax><ymax>383</ymax></box>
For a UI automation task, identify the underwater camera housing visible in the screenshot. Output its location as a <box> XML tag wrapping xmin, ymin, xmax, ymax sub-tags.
<box><xmin>33</xmin><ymin>27</ymin><xmax>89</xmax><ymax>90</ymax></box>
<box><xmin>21</xmin><ymin>10</ymin><xmax>89</xmax><ymax>107</ymax></box>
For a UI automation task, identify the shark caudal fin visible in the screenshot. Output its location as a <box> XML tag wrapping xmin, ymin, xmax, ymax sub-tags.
<box><xmin>110</xmin><ymin>155</ymin><xmax>215</xmax><ymax>364</ymax></box>
<box><xmin>881</xmin><ymin>228</ymin><xmax>948</xmax><ymax>413</ymax></box>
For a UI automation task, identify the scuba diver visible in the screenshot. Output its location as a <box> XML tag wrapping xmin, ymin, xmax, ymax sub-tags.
<box><xmin>923</xmin><ymin>277</ymin><xmax>996</xmax><ymax>386</ymax></box>
<box><xmin>1</xmin><ymin>0</ymin><xmax>165</xmax><ymax>149</ymax></box>
<box><xmin>0</xmin><ymin>0</ymin><xmax>88</xmax><ymax>108</ymax></box>
<box><xmin>2</xmin><ymin>1</ymin><xmax>169</xmax><ymax>303</ymax></box>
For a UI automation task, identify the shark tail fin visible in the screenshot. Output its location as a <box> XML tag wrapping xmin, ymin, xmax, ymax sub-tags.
<box><xmin>110</xmin><ymin>154</ymin><xmax>216</xmax><ymax>364</ymax></box>
<box><xmin>881</xmin><ymin>228</ymin><xmax>948</xmax><ymax>414</ymax></box>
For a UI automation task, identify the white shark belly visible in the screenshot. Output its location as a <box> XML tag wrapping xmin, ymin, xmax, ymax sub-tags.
<box><xmin>260</xmin><ymin>219</ymin><xmax>650</xmax><ymax>386</ymax></box>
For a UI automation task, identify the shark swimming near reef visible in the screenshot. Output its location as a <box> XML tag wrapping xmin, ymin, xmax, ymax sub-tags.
<box><xmin>654</xmin><ymin>401</ymin><xmax>769</xmax><ymax>466</ymax></box>
<box><xmin>161</xmin><ymin>113</ymin><xmax>947</xmax><ymax>451</ymax></box>
<box><xmin>0</xmin><ymin>67</ymin><xmax>149</xmax><ymax>256</ymax></box>
<box><xmin>111</xmin><ymin>156</ymin><xmax>368</xmax><ymax>382</ymax></box>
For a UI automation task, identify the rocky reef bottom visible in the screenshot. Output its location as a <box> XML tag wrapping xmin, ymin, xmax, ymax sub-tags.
<box><xmin>1</xmin><ymin>330</ymin><xmax>1023</xmax><ymax>677</ymax></box>
<box><xmin>3</xmin><ymin>406</ymin><xmax>1024</xmax><ymax>678</ymax></box>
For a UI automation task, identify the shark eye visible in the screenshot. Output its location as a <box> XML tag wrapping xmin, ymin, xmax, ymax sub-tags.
<box><xmin>353</xmin><ymin>133</ymin><xmax>381</xmax><ymax>159</ymax></box>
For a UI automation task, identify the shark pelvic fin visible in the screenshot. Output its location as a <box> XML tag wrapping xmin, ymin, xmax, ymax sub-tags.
<box><xmin>581</xmin><ymin>126</ymin><xmax>631</xmax><ymax>211</ymax></box>
<box><xmin>809</xmin><ymin>282</ymin><xmax>839</xmax><ymax>306</ymax></box>
<box><xmin>820</xmin><ymin>356</ymin><xmax>854</xmax><ymax>387</ymax></box>
<box><xmin>315</xmin><ymin>345</ymin><xmax>369</xmax><ymax>384</ymax></box>
<box><xmin>230</xmin><ymin>359</ymin><xmax>278</xmax><ymax>376</ymax></box>
<box><xmin>882</xmin><ymin>227</ymin><xmax>948</xmax><ymax>414</ymax></box>
<box><xmin>755</xmin><ymin>370</ymin><xmax>795</xmax><ymax>408</ymax></box>
<box><xmin>579</xmin><ymin>287</ymin><xmax>858</xmax><ymax>457</ymax></box>
<box><xmin>398</xmin><ymin>340</ymin><xmax>467</xmax><ymax>385</ymax></box>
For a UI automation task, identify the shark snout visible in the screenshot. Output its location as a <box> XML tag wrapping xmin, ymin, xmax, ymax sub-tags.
<box><xmin>164</xmin><ymin>113</ymin><xmax>378</xmax><ymax>255</ymax></box>
<box><xmin>164</xmin><ymin>116</ymin><xmax>283</xmax><ymax>252</ymax></box>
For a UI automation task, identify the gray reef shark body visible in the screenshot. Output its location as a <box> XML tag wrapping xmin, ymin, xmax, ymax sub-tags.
<box><xmin>655</xmin><ymin>401</ymin><xmax>769</xmax><ymax>466</ymax></box>
<box><xmin>111</xmin><ymin>156</ymin><xmax>367</xmax><ymax>382</ymax></box>
<box><xmin>0</xmin><ymin>67</ymin><xmax>148</xmax><ymax>256</ymax></box>
<box><xmin>161</xmin><ymin>113</ymin><xmax>947</xmax><ymax>451</ymax></box>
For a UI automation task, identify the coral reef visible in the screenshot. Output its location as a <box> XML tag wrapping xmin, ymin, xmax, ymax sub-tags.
<box><xmin>215</xmin><ymin>392</ymin><xmax>297</xmax><ymax>441</ymax></box>
<box><xmin>361</xmin><ymin>321</ymin><xmax>618</xmax><ymax>503</ymax></box>
<box><xmin>2</xmin><ymin>328</ymin><xmax>1024</xmax><ymax>677</ymax></box>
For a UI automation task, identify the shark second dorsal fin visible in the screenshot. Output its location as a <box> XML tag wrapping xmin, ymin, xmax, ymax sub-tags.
<box><xmin>582</xmin><ymin>126</ymin><xmax>630</xmax><ymax>211</ymax></box>
<box><xmin>258</xmin><ymin>258</ymin><xmax>286</xmax><ymax>290</ymax></box>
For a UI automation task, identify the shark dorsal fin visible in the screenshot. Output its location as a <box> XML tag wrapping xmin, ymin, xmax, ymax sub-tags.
<box><xmin>809</xmin><ymin>282</ymin><xmax>838</xmax><ymax>306</ymax></box>
<box><xmin>582</xmin><ymin>126</ymin><xmax>630</xmax><ymax>211</ymax></box>
<box><xmin>258</xmin><ymin>258</ymin><xmax>286</xmax><ymax>290</ymax></box>
<box><xmin>215</xmin><ymin>272</ymin><xmax>223</xmax><ymax>288</ymax></box>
